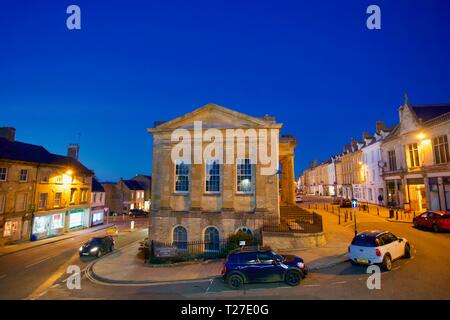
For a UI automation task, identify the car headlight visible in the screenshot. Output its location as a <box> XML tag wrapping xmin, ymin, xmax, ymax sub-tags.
<box><xmin>297</xmin><ymin>262</ymin><xmax>305</xmax><ymax>268</ymax></box>
<box><xmin>90</xmin><ymin>247</ymin><xmax>99</xmax><ymax>253</ymax></box>
<box><xmin>79</xmin><ymin>246</ymin><xmax>83</xmax><ymax>252</ymax></box>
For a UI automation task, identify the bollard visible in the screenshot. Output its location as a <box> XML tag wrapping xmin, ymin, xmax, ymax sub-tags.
<box><xmin>350</xmin><ymin>210</ymin><xmax>352</xmax><ymax>221</ymax></box>
<box><xmin>377</xmin><ymin>207</ymin><xmax>379</xmax><ymax>216</ymax></box>
<box><xmin>316</xmin><ymin>204</ymin><xmax>318</xmax><ymax>210</ymax></box>
<box><xmin>131</xmin><ymin>220</ymin><xmax>135</xmax><ymax>230</ymax></box>
<box><xmin>396</xmin><ymin>210</ymin><xmax>398</xmax><ymax>220</ymax></box>
<box><xmin>338</xmin><ymin>211</ymin><xmax>341</xmax><ymax>224</ymax></box>
<box><xmin>345</xmin><ymin>211</ymin><xmax>347</xmax><ymax>222</ymax></box>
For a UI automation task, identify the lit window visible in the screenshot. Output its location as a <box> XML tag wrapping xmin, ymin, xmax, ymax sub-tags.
<box><xmin>175</xmin><ymin>160</ymin><xmax>190</xmax><ymax>192</ymax></box>
<box><xmin>237</xmin><ymin>159</ymin><xmax>253</xmax><ymax>193</ymax></box>
<box><xmin>408</xmin><ymin>143</ymin><xmax>420</xmax><ymax>168</ymax></box>
<box><xmin>19</xmin><ymin>169</ymin><xmax>28</xmax><ymax>182</ymax></box>
<box><xmin>205</xmin><ymin>159</ymin><xmax>221</xmax><ymax>193</ymax></box>
<box><xmin>70</xmin><ymin>189</ymin><xmax>76</xmax><ymax>204</ymax></box>
<box><xmin>39</xmin><ymin>193</ymin><xmax>48</xmax><ymax>209</ymax></box>
<box><xmin>433</xmin><ymin>135</ymin><xmax>449</xmax><ymax>165</ymax></box>
<box><xmin>54</xmin><ymin>192</ymin><xmax>62</xmax><ymax>207</ymax></box>
<box><xmin>0</xmin><ymin>168</ymin><xmax>8</xmax><ymax>181</ymax></box>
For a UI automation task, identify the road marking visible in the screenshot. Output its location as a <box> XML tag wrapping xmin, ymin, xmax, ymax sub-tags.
<box><xmin>50</xmin><ymin>283</ymin><xmax>60</xmax><ymax>289</ymax></box>
<box><xmin>25</xmin><ymin>253</ymin><xmax>80</xmax><ymax>300</ymax></box>
<box><xmin>205</xmin><ymin>279</ymin><xmax>214</xmax><ymax>294</ymax></box>
<box><xmin>25</xmin><ymin>255</ymin><xmax>58</xmax><ymax>269</ymax></box>
<box><xmin>304</xmin><ymin>284</ymin><xmax>320</xmax><ymax>287</ymax></box>
<box><xmin>332</xmin><ymin>281</ymin><xmax>347</xmax><ymax>285</ymax></box>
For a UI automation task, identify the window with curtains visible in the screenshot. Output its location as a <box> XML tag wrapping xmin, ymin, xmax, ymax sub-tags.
<box><xmin>433</xmin><ymin>135</ymin><xmax>449</xmax><ymax>164</ymax></box>
<box><xmin>205</xmin><ymin>159</ymin><xmax>221</xmax><ymax>193</ymax></box>
<box><xmin>175</xmin><ymin>160</ymin><xmax>190</xmax><ymax>192</ymax></box>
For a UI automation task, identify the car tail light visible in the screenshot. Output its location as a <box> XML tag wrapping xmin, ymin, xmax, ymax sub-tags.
<box><xmin>221</xmin><ymin>264</ymin><xmax>227</xmax><ymax>275</ymax></box>
<box><xmin>375</xmin><ymin>248</ymin><xmax>381</xmax><ymax>257</ymax></box>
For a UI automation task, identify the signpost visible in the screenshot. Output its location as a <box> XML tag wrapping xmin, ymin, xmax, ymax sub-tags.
<box><xmin>351</xmin><ymin>198</ymin><xmax>358</xmax><ymax>236</ymax></box>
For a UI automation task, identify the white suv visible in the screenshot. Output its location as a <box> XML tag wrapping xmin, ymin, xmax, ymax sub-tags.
<box><xmin>348</xmin><ymin>230</ymin><xmax>411</xmax><ymax>271</ymax></box>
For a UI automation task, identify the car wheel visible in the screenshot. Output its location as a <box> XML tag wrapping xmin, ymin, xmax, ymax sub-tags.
<box><xmin>110</xmin><ymin>244</ymin><xmax>114</xmax><ymax>252</ymax></box>
<box><xmin>97</xmin><ymin>249</ymin><xmax>103</xmax><ymax>258</ymax></box>
<box><xmin>413</xmin><ymin>221</ymin><xmax>418</xmax><ymax>228</ymax></box>
<box><xmin>404</xmin><ymin>243</ymin><xmax>411</xmax><ymax>259</ymax></box>
<box><xmin>285</xmin><ymin>270</ymin><xmax>301</xmax><ymax>286</ymax></box>
<box><xmin>227</xmin><ymin>274</ymin><xmax>244</xmax><ymax>290</ymax></box>
<box><xmin>432</xmin><ymin>224</ymin><xmax>439</xmax><ymax>233</ymax></box>
<box><xmin>381</xmin><ymin>254</ymin><xmax>392</xmax><ymax>271</ymax></box>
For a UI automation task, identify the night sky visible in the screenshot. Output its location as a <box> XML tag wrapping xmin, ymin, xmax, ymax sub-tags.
<box><xmin>1</xmin><ymin>0</ymin><xmax>449</xmax><ymax>181</ymax></box>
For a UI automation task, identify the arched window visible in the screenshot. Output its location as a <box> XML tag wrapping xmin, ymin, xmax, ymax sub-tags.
<box><xmin>204</xmin><ymin>227</ymin><xmax>220</xmax><ymax>252</ymax></box>
<box><xmin>173</xmin><ymin>226</ymin><xmax>188</xmax><ymax>251</ymax></box>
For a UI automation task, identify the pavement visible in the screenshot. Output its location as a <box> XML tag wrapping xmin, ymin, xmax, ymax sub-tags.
<box><xmin>0</xmin><ymin>223</ymin><xmax>115</xmax><ymax>257</ymax></box>
<box><xmin>0</xmin><ymin>216</ymin><xmax>149</xmax><ymax>300</ymax></box>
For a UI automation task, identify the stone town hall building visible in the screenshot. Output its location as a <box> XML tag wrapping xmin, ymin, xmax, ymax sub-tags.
<box><xmin>147</xmin><ymin>104</ymin><xmax>296</xmax><ymax>245</ymax></box>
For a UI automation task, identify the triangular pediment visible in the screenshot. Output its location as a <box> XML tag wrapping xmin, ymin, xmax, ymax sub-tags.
<box><xmin>152</xmin><ymin>103</ymin><xmax>278</xmax><ymax>130</ymax></box>
<box><xmin>399</xmin><ymin>104</ymin><xmax>421</xmax><ymax>135</ymax></box>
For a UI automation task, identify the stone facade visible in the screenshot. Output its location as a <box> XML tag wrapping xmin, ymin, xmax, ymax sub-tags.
<box><xmin>148</xmin><ymin>104</ymin><xmax>296</xmax><ymax>244</ymax></box>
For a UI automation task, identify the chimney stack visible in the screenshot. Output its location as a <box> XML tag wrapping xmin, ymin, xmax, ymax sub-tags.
<box><xmin>376</xmin><ymin>121</ymin><xmax>386</xmax><ymax>133</ymax></box>
<box><xmin>362</xmin><ymin>132</ymin><xmax>371</xmax><ymax>140</ymax></box>
<box><xmin>0</xmin><ymin>127</ymin><xmax>16</xmax><ymax>142</ymax></box>
<box><xmin>67</xmin><ymin>144</ymin><xmax>80</xmax><ymax>160</ymax></box>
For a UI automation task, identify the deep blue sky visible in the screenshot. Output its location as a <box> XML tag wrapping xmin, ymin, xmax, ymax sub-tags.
<box><xmin>1</xmin><ymin>0</ymin><xmax>449</xmax><ymax>181</ymax></box>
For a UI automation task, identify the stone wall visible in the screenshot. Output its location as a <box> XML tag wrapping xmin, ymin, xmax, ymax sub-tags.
<box><xmin>262</xmin><ymin>231</ymin><xmax>326</xmax><ymax>250</ymax></box>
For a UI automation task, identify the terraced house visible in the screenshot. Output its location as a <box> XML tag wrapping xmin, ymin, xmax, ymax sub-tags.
<box><xmin>0</xmin><ymin>127</ymin><xmax>94</xmax><ymax>245</ymax></box>
<box><xmin>380</xmin><ymin>99</ymin><xmax>450</xmax><ymax>211</ymax></box>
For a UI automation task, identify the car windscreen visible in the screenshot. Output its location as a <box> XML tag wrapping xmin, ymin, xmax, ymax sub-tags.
<box><xmin>90</xmin><ymin>238</ymin><xmax>103</xmax><ymax>244</ymax></box>
<box><xmin>351</xmin><ymin>236</ymin><xmax>377</xmax><ymax>247</ymax></box>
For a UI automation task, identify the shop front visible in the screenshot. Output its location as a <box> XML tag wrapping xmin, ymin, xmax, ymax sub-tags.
<box><xmin>406</xmin><ymin>178</ymin><xmax>427</xmax><ymax>212</ymax></box>
<box><xmin>31</xmin><ymin>211</ymin><xmax>65</xmax><ymax>241</ymax></box>
<box><xmin>3</xmin><ymin>217</ymin><xmax>22</xmax><ymax>241</ymax></box>
<box><xmin>68</xmin><ymin>208</ymin><xmax>89</xmax><ymax>230</ymax></box>
<box><xmin>90</xmin><ymin>207</ymin><xmax>105</xmax><ymax>227</ymax></box>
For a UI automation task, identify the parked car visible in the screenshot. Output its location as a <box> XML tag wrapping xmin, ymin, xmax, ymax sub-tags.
<box><xmin>221</xmin><ymin>246</ymin><xmax>308</xmax><ymax>289</ymax></box>
<box><xmin>348</xmin><ymin>230</ymin><xmax>411</xmax><ymax>271</ymax></box>
<box><xmin>296</xmin><ymin>194</ymin><xmax>303</xmax><ymax>203</ymax></box>
<box><xmin>413</xmin><ymin>211</ymin><xmax>450</xmax><ymax>232</ymax></box>
<box><xmin>340</xmin><ymin>198</ymin><xmax>352</xmax><ymax>208</ymax></box>
<box><xmin>332</xmin><ymin>197</ymin><xmax>342</xmax><ymax>205</ymax></box>
<box><xmin>79</xmin><ymin>236</ymin><xmax>115</xmax><ymax>258</ymax></box>
<box><xmin>129</xmin><ymin>209</ymin><xmax>148</xmax><ymax>218</ymax></box>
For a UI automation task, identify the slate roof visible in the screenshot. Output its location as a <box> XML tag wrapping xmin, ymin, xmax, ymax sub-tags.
<box><xmin>122</xmin><ymin>179</ymin><xmax>144</xmax><ymax>190</ymax></box>
<box><xmin>92</xmin><ymin>178</ymin><xmax>105</xmax><ymax>192</ymax></box>
<box><xmin>412</xmin><ymin>104</ymin><xmax>450</xmax><ymax>122</ymax></box>
<box><xmin>0</xmin><ymin>137</ymin><xmax>93</xmax><ymax>175</ymax></box>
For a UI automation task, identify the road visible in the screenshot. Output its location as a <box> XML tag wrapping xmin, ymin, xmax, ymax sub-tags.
<box><xmin>34</xmin><ymin>199</ymin><xmax>450</xmax><ymax>300</ymax></box>
<box><xmin>0</xmin><ymin>217</ymin><xmax>148</xmax><ymax>300</ymax></box>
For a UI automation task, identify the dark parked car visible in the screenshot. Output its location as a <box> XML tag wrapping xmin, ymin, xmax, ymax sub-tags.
<box><xmin>79</xmin><ymin>236</ymin><xmax>115</xmax><ymax>258</ymax></box>
<box><xmin>340</xmin><ymin>198</ymin><xmax>352</xmax><ymax>208</ymax></box>
<box><xmin>129</xmin><ymin>209</ymin><xmax>148</xmax><ymax>218</ymax></box>
<box><xmin>221</xmin><ymin>246</ymin><xmax>308</xmax><ymax>289</ymax></box>
<box><xmin>413</xmin><ymin>211</ymin><xmax>450</xmax><ymax>232</ymax></box>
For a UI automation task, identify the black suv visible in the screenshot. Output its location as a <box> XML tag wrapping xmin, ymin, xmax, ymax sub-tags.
<box><xmin>221</xmin><ymin>247</ymin><xmax>308</xmax><ymax>289</ymax></box>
